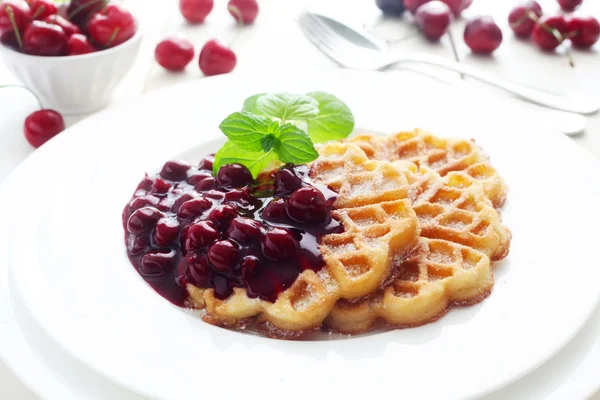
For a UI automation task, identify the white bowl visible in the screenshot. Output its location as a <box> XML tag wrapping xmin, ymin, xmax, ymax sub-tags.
<box><xmin>0</xmin><ymin>30</ymin><xmax>143</xmax><ymax>115</ymax></box>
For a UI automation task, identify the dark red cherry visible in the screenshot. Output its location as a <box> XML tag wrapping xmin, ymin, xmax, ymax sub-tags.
<box><xmin>179</xmin><ymin>0</ymin><xmax>214</xmax><ymax>23</ymax></box>
<box><xmin>187</xmin><ymin>253</ymin><xmax>210</xmax><ymax>285</ymax></box>
<box><xmin>240</xmin><ymin>255</ymin><xmax>259</xmax><ymax>279</ymax></box>
<box><xmin>128</xmin><ymin>234</ymin><xmax>150</xmax><ymax>255</ymax></box>
<box><xmin>261</xmin><ymin>228</ymin><xmax>298</xmax><ymax>261</ymax></box>
<box><xmin>199</xmin><ymin>39</ymin><xmax>237</xmax><ymax>76</ymax></box>
<box><xmin>567</xmin><ymin>16</ymin><xmax>600</xmax><ymax>49</ymax></box>
<box><xmin>160</xmin><ymin>160</ymin><xmax>191</xmax><ymax>181</ymax></box>
<box><xmin>67</xmin><ymin>33</ymin><xmax>96</xmax><ymax>55</ymax></box>
<box><xmin>287</xmin><ymin>187</ymin><xmax>327</xmax><ymax>223</ymax></box>
<box><xmin>24</xmin><ymin>109</ymin><xmax>65</xmax><ymax>148</ymax></box>
<box><xmin>203</xmin><ymin>189</ymin><xmax>226</xmax><ymax>202</ymax></box>
<box><xmin>261</xmin><ymin>198</ymin><xmax>287</xmax><ymax>222</ymax></box>
<box><xmin>227</xmin><ymin>0</ymin><xmax>258</xmax><ymax>24</ymax></box>
<box><xmin>532</xmin><ymin>16</ymin><xmax>568</xmax><ymax>51</ymax></box>
<box><xmin>508</xmin><ymin>1</ymin><xmax>543</xmax><ymax>38</ymax></box>
<box><xmin>208</xmin><ymin>239</ymin><xmax>240</xmax><ymax>271</ymax></box>
<box><xmin>44</xmin><ymin>14</ymin><xmax>80</xmax><ymax>36</ymax></box>
<box><xmin>216</xmin><ymin>163</ymin><xmax>252</xmax><ymax>188</ymax></box>
<box><xmin>274</xmin><ymin>167</ymin><xmax>303</xmax><ymax>196</ymax></box>
<box><xmin>66</xmin><ymin>0</ymin><xmax>104</xmax><ymax>28</ymax></box>
<box><xmin>226</xmin><ymin>217</ymin><xmax>262</xmax><ymax>242</ymax></box>
<box><xmin>185</xmin><ymin>220</ymin><xmax>220</xmax><ymax>251</ymax></box>
<box><xmin>0</xmin><ymin>1</ymin><xmax>31</xmax><ymax>37</ymax></box>
<box><xmin>464</xmin><ymin>16</ymin><xmax>503</xmax><ymax>54</ymax></box>
<box><xmin>151</xmin><ymin>178</ymin><xmax>172</xmax><ymax>194</ymax></box>
<box><xmin>30</xmin><ymin>0</ymin><xmax>57</xmax><ymax>20</ymax></box>
<box><xmin>207</xmin><ymin>204</ymin><xmax>237</xmax><ymax>227</ymax></box>
<box><xmin>127</xmin><ymin>207</ymin><xmax>164</xmax><ymax>234</ymax></box>
<box><xmin>154</xmin><ymin>218</ymin><xmax>181</xmax><ymax>246</ymax></box>
<box><xmin>141</xmin><ymin>250</ymin><xmax>176</xmax><ymax>276</ymax></box>
<box><xmin>155</xmin><ymin>36</ymin><xmax>195</xmax><ymax>71</ymax></box>
<box><xmin>170</xmin><ymin>193</ymin><xmax>197</xmax><ymax>214</ymax></box>
<box><xmin>88</xmin><ymin>4</ymin><xmax>136</xmax><ymax>48</ymax></box>
<box><xmin>195</xmin><ymin>177</ymin><xmax>216</xmax><ymax>191</ymax></box>
<box><xmin>23</xmin><ymin>20</ymin><xmax>68</xmax><ymax>56</ymax></box>
<box><xmin>198</xmin><ymin>155</ymin><xmax>214</xmax><ymax>171</ymax></box>
<box><xmin>224</xmin><ymin>188</ymin><xmax>253</xmax><ymax>207</ymax></box>
<box><xmin>129</xmin><ymin>195</ymin><xmax>160</xmax><ymax>211</ymax></box>
<box><xmin>187</xmin><ymin>170</ymin><xmax>213</xmax><ymax>185</ymax></box>
<box><xmin>178</xmin><ymin>197</ymin><xmax>211</xmax><ymax>219</ymax></box>
<box><xmin>0</xmin><ymin>30</ymin><xmax>19</xmax><ymax>48</ymax></box>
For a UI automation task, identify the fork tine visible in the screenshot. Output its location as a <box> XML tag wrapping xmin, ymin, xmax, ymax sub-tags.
<box><xmin>298</xmin><ymin>13</ymin><xmax>349</xmax><ymax>66</ymax></box>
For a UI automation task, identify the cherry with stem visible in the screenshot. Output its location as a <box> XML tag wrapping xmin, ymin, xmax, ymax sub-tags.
<box><xmin>6</xmin><ymin>6</ymin><xmax>23</xmax><ymax>49</ymax></box>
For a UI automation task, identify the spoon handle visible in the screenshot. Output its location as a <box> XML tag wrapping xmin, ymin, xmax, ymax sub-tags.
<box><xmin>386</xmin><ymin>54</ymin><xmax>599</xmax><ymax>115</ymax></box>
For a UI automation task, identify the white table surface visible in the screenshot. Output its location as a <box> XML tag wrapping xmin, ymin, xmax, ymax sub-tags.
<box><xmin>1</xmin><ymin>0</ymin><xmax>599</xmax><ymax>398</ymax></box>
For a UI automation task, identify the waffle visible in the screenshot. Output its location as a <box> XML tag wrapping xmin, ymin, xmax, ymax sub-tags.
<box><xmin>324</xmin><ymin>161</ymin><xmax>511</xmax><ymax>333</ymax></box>
<box><xmin>349</xmin><ymin>129</ymin><xmax>508</xmax><ymax>208</ymax></box>
<box><xmin>187</xmin><ymin>143</ymin><xmax>420</xmax><ymax>338</ymax></box>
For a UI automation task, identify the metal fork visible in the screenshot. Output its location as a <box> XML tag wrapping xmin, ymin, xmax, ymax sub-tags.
<box><xmin>298</xmin><ymin>12</ymin><xmax>599</xmax><ymax>116</ymax></box>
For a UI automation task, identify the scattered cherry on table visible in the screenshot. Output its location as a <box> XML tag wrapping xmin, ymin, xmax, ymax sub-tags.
<box><xmin>464</xmin><ymin>16</ymin><xmax>503</xmax><ymax>54</ymax></box>
<box><xmin>227</xmin><ymin>0</ymin><xmax>259</xmax><ymax>24</ymax></box>
<box><xmin>155</xmin><ymin>36</ymin><xmax>195</xmax><ymax>71</ymax></box>
<box><xmin>199</xmin><ymin>39</ymin><xmax>237</xmax><ymax>76</ymax></box>
<box><xmin>532</xmin><ymin>15</ymin><xmax>568</xmax><ymax>51</ymax></box>
<box><xmin>415</xmin><ymin>1</ymin><xmax>452</xmax><ymax>42</ymax></box>
<box><xmin>508</xmin><ymin>1</ymin><xmax>543</xmax><ymax>38</ymax></box>
<box><xmin>557</xmin><ymin>0</ymin><xmax>583</xmax><ymax>12</ymax></box>
<box><xmin>375</xmin><ymin>0</ymin><xmax>406</xmax><ymax>16</ymax></box>
<box><xmin>179</xmin><ymin>0</ymin><xmax>214</xmax><ymax>23</ymax></box>
<box><xmin>24</xmin><ymin>109</ymin><xmax>65</xmax><ymax>148</ymax></box>
<box><xmin>567</xmin><ymin>16</ymin><xmax>600</xmax><ymax>49</ymax></box>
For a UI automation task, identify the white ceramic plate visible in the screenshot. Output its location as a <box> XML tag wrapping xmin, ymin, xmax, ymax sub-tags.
<box><xmin>7</xmin><ymin>69</ymin><xmax>600</xmax><ymax>400</ymax></box>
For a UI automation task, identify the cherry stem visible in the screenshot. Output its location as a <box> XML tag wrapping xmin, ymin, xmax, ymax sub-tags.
<box><xmin>0</xmin><ymin>85</ymin><xmax>43</xmax><ymax>109</ymax></box>
<box><xmin>6</xmin><ymin>6</ymin><xmax>23</xmax><ymax>49</ymax></box>
<box><xmin>31</xmin><ymin>4</ymin><xmax>45</xmax><ymax>20</ymax></box>
<box><xmin>67</xmin><ymin>0</ymin><xmax>107</xmax><ymax>21</ymax></box>
<box><xmin>105</xmin><ymin>26</ymin><xmax>120</xmax><ymax>47</ymax></box>
<box><xmin>227</xmin><ymin>4</ymin><xmax>244</xmax><ymax>47</ymax></box>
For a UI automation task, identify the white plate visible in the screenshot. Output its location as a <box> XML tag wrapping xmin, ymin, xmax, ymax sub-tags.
<box><xmin>7</xmin><ymin>69</ymin><xmax>600</xmax><ymax>400</ymax></box>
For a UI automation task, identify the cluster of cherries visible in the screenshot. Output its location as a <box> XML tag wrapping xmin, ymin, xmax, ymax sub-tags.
<box><xmin>122</xmin><ymin>156</ymin><xmax>343</xmax><ymax>305</ymax></box>
<box><xmin>155</xmin><ymin>0</ymin><xmax>259</xmax><ymax>76</ymax></box>
<box><xmin>509</xmin><ymin>1</ymin><xmax>599</xmax><ymax>51</ymax></box>
<box><xmin>0</xmin><ymin>0</ymin><xmax>137</xmax><ymax>56</ymax></box>
<box><xmin>376</xmin><ymin>0</ymin><xmax>599</xmax><ymax>56</ymax></box>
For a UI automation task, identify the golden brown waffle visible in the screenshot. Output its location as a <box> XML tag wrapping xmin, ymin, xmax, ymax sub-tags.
<box><xmin>187</xmin><ymin>143</ymin><xmax>420</xmax><ymax>338</ymax></box>
<box><xmin>325</xmin><ymin>161</ymin><xmax>511</xmax><ymax>334</ymax></box>
<box><xmin>349</xmin><ymin>129</ymin><xmax>508</xmax><ymax>208</ymax></box>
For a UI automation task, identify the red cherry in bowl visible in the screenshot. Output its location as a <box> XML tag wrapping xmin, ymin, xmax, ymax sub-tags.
<box><xmin>415</xmin><ymin>1</ymin><xmax>452</xmax><ymax>42</ymax></box>
<box><xmin>508</xmin><ymin>1</ymin><xmax>543</xmax><ymax>38</ymax></box>
<box><xmin>155</xmin><ymin>37</ymin><xmax>195</xmax><ymax>71</ymax></box>
<box><xmin>557</xmin><ymin>0</ymin><xmax>582</xmax><ymax>12</ymax></box>
<box><xmin>228</xmin><ymin>0</ymin><xmax>258</xmax><ymax>24</ymax></box>
<box><xmin>67</xmin><ymin>33</ymin><xmax>96</xmax><ymax>55</ymax></box>
<box><xmin>23</xmin><ymin>20</ymin><xmax>68</xmax><ymax>56</ymax></box>
<box><xmin>88</xmin><ymin>4</ymin><xmax>136</xmax><ymax>48</ymax></box>
<box><xmin>0</xmin><ymin>1</ymin><xmax>31</xmax><ymax>36</ymax></box>
<box><xmin>464</xmin><ymin>16</ymin><xmax>503</xmax><ymax>54</ymax></box>
<box><xmin>24</xmin><ymin>109</ymin><xmax>65</xmax><ymax>148</ymax></box>
<box><xmin>404</xmin><ymin>0</ymin><xmax>430</xmax><ymax>14</ymax></box>
<box><xmin>532</xmin><ymin>15</ymin><xmax>568</xmax><ymax>51</ymax></box>
<box><xmin>0</xmin><ymin>30</ymin><xmax>19</xmax><ymax>48</ymax></box>
<box><xmin>567</xmin><ymin>16</ymin><xmax>600</xmax><ymax>49</ymax></box>
<box><xmin>199</xmin><ymin>39</ymin><xmax>237</xmax><ymax>76</ymax></box>
<box><xmin>179</xmin><ymin>0</ymin><xmax>214</xmax><ymax>23</ymax></box>
<box><xmin>44</xmin><ymin>14</ymin><xmax>81</xmax><ymax>36</ymax></box>
<box><xmin>67</xmin><ymin>0</ymin><xmax>105</xmax><ymax>28</ymax></box>
<box><xmin>30</xmin><ymin>0</ymin><xmax>57</xmax><ymax>20</ymax></box>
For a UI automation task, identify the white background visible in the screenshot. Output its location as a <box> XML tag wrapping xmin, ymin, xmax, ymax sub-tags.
<box><xmin>1</xmin><ymin>0</ymin><xmax>599</xmax><ymax>398</ymax></box>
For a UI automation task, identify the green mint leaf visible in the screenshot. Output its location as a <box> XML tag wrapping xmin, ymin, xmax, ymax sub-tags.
<box><xmin>218</xmin><ymin>112</ymin><xmax>273</xmax><ymax>151</ymax></box>
<box><xmin>241</xmin><ymin>93</ymin><xmax>265</xmax><ymax>114</ymax></box>
<box><xmin>273</xmin><ymin>124</ymin><xmax>319</xmax><ymax>164</ymax></box>
<box><xmin>260</xmin><ymin>134</ymin><xmax>277</xmax><ymax>152</ymax></box>
<box><xmin>213</xmin><ymin>140</ymin><xmax>279</xmax><ymax>178</ymax></box>
<box><xmin>256</xmin><ymin>93</ymin><xmax>319</xmax><ymax>123</ymax></box>
<box><xmin>306</xmin><ymin>91</ymin><xmax>355</xmax><ymax>143</ymax></box>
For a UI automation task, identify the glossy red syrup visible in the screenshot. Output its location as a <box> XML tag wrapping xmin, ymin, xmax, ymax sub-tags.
<box><xmin>122</xmin><ymin>156</ymin><xmax>342</xmax><ymax>306</ymax></box>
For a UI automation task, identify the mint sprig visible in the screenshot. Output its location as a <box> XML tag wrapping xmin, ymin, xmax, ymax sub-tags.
<box><xmin>214</xmin><ymin>91</ymin><xmax>355</xmax><ymax>177</ymax></box>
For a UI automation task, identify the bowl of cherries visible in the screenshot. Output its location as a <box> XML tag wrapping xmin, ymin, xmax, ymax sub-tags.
<box><xmin>0</xmin><ymin>0</ymin><xmax>142</xmax><ymax>114</ymax></box>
